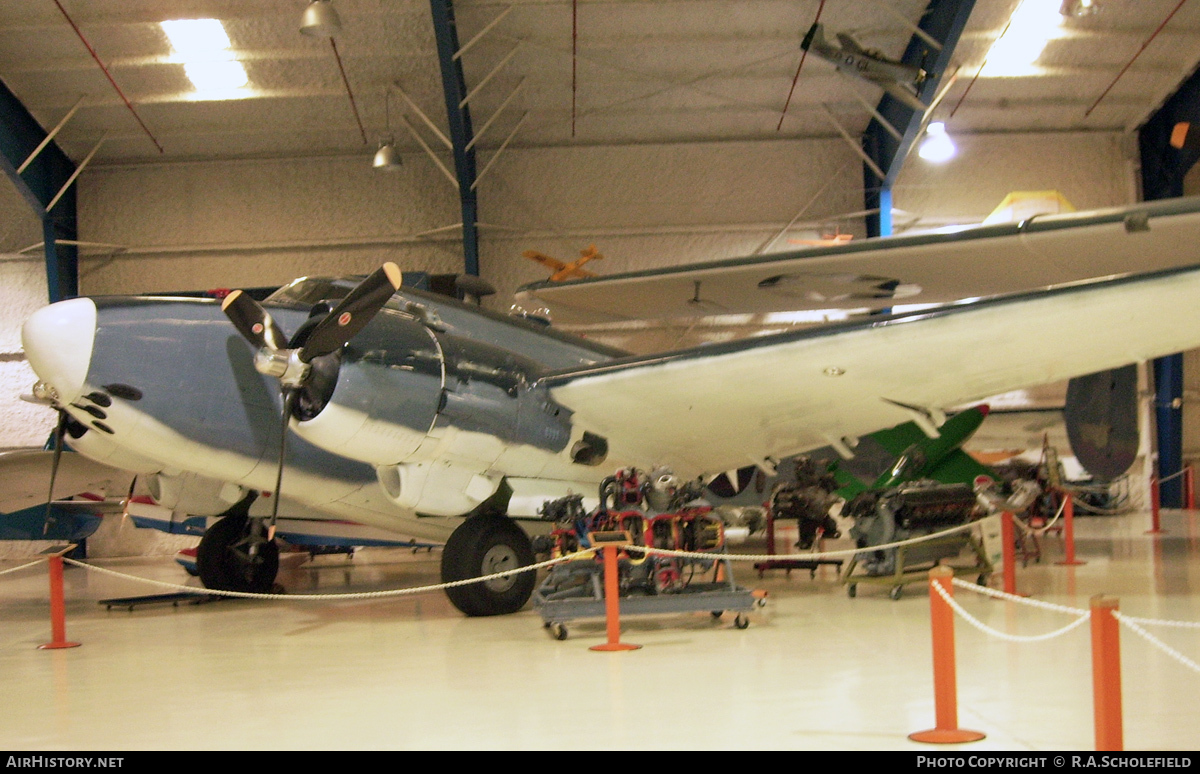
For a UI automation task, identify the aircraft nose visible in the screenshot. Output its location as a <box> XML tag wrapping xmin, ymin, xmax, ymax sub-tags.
<box><xmin>22</xmin><ymin>297</ymin><xmax>97</xmax><ymax>405</ymax></box>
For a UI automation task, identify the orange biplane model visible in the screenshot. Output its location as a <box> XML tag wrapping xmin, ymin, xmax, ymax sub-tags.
<box><xmin>523</xmin><ymin>245</ymin><xmax>604</xmax><ymax>282</ymax></box>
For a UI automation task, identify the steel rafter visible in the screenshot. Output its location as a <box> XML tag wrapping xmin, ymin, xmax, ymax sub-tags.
<box><xmin>429</xmin><ymin>0</ymin><xmax>481</xmax><ymax>277</ymax></box>
<box><xmin>863</xmin><ymin>0</ymin><xmax>976</xmax><ymax>237</ymax></box>
<box><xmin>0</xmin><ymin>79</ymin><xmax>77</xmax><ymax>302</ymax></box>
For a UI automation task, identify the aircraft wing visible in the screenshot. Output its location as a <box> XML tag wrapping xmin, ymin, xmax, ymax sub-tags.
<box><xmin>539</xmin><ymin>263</ymin><xmax>1200</xmax><ymax>476</ymax></box>
<box><xmin>0</xmin><ymin>450</ymin><xmax>136</xmax><ymax>515</ymax></box>
<box><xmin>515</xmin><ymin>198</ymin><xmax>1200</xmax><ymax>330</ymax></box>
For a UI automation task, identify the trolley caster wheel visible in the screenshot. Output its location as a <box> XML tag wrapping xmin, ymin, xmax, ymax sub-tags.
<box><xmin>550</xmin><ymin>623</ymin><xmax>568</xmax><ymax>641</ymax></box>
<box><xmin>755</xmin><ymin>597</ymin><xmax>767</xmax><ymax>609</ymax></box>
<box><xmin>711</xmin><ymin>611</ymin><xmax>724</xmax><ymax>619</ymax></box>
<box><xmin>734</xmin><ymin>614</ymin><xmax>749</xmax><ymax>630</ymax></box>
<box><xmin>977</xmin><ymin>574</ymin><xmax>990</xmax><ymax>586</ymax></box>
<box><xmin>847</xmin><ymin>583</ymin><xmax>857</xmax><ymax>598</ymax></box>
<box><xmin>889</xmin><ymin>585</ymin><xmax>904</xmax><ymax>601</ymax></box>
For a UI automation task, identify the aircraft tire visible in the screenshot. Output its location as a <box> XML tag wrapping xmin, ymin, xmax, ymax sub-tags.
<box><xmin>196</xmin><ymin>514</ymin><xmax>279</xmax><ymax>594</ymax></box>
<box><xmin>441</xmin><ymin>514</ymin><xmax>536</xmax><ymax>617</ymax></box>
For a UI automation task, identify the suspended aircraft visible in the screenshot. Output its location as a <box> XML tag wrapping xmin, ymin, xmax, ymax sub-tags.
<box><xmin>801</xmin><ymin>22</ymin><xmax>928</xmax><ymax>112</ymax></box>
<box><xmin>523</xmin><ymin>245</ymin><xmax>604</xmax><ymax>282</ymax></box>
<box><xmin>20</xmin><ymin>196</ymin><xmax>1200</xmax><ymax>617</ymax></box>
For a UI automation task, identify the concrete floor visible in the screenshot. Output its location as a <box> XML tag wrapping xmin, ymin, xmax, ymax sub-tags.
<box><xmin>1</xmin><ymin>509</ymin><xmax>1198</xmax><ymax>751</ymax></box>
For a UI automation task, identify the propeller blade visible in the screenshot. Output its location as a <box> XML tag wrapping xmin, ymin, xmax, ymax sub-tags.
<box><xmin>221</xmin><ymin>290</ymin><xmax>288</xmax><ymax>352</ymax></box>
<box><xmin>268</xmin><ymin>389</ymin><xmax>297</xmax><ymax>542</ymax></box>
<box><xmin>299</xmin><ymin>263</ymin><xmax>402</xmax><ymax>362</ymax></box>
<box><xmin>42</xmin><ymin>411</ymin><xmax>68</xmax><ymax>536</ymax></box>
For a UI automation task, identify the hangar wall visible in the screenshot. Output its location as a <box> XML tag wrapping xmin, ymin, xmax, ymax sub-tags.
<box><xmin>893</xmin><ymin>130</ymin><xmax>1134</xmax><ymax>220</ymax></box>
<box><xmin>0</xmin><ymin>177</ymin><xmax>54</xmax><ymax>450</ymax></box>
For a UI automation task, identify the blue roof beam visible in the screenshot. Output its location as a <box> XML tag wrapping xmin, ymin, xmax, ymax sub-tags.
<box><xmin>864</xmin><ymin>0</ymin><xmax>977</xmax><ymax>237</ymax></box>
<box><xmin>0</xmin><ymin>79</ymin><xmax>78</xmax><ymax>302</ymax></box>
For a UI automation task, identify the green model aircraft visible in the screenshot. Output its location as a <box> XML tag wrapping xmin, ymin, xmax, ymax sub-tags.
<box><xmin>829</xmin><ymin>404</ymin><xmax>995</xmax><ymax>498</ymax></box>
<box><xmin>705</xmin><ymin>404</ymin><xmax>996</xmax><ymax>506</ymax></box>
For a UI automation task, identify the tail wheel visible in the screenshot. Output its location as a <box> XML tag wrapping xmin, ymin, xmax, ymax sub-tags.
<box><xmin>441</xmin><ymin>515</ymin><xmax>536</xmax><ymax>616</ymax></box>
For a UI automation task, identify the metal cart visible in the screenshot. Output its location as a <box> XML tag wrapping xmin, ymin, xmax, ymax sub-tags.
<box><xmin>840</xmin><ymin>529</ymin><xmax>993</xmax><ymax>600</ymax></box>
<box><xmin>533</xmin><ymin>546</ymin><xmax>762</xmax><ymax>640</ymax></box>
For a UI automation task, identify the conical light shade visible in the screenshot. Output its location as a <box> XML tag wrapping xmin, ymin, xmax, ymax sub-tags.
<box><xmin>301</xmin><ymin>1</ymin><xmax>342</xmax><ymax>37</ymax></box>
<box><xmin>373</xmin><ymin>143</ymin><xmax>402</xmax><ymax>171</ymax></box>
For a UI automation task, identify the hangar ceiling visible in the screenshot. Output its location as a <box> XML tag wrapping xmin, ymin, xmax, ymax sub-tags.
<box><xmin>0</xmin><ymin>0</ymin><xmax>1198</xmax><ymax>168</ymax></box>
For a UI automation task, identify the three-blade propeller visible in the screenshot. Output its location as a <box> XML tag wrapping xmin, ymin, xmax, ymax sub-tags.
<box><xmin>220</xmin><ymin>263</ymin><xmax>403</xmax><ymax>536</ymax></box>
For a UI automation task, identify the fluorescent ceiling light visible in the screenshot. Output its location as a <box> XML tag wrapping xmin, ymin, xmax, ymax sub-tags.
<box><xmin>161</xmin><ymin>18</ymin><xmax>248</xmax><ymax>96</ymax></box>
<box><xmin>161</xmin><ymin>19</ymin><xmax>230</xmax><ymax>54</ymax></box>
<box><xmin>184</xmin><ymin>60</ymin><xmax>248</xmax><ymax>92</ymax></box>
<box><xmin>980</xmin><ymin>0</ymin><xmax>1066</xmax><ymax>77</ymax></box>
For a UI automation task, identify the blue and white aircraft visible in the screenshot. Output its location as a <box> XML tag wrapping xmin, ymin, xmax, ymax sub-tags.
<box><xmin>20</xmin><ymin>196</ymin><xmax>1200</xmax><ymax>616</ymax></box>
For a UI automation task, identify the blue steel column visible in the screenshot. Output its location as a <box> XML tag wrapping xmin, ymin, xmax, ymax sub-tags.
<box><xmin>863</xmin><ymin>0</ymin><xmax>975</xmax><ymax>238</ymax></box>
<box><xmin>429</xmin><ymin>0</ymin><xmax>481</xmax><ymax>277</ymax></box>
<box><xmin>1153</xmin><ymin>356</ymin><xmax>1184</xmax><ymax>507</ymax></box>
<box><xmin>0</xmin><ymin>80</ymin><xmax>78</xmax><ymax>301</ymax></box>
<box><xmin>1138</xmin><ymin>67</ymin><xmax>1200</xmax><ymax>507</ymax></box>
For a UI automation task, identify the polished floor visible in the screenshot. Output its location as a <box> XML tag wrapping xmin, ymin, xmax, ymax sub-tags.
<box><xmin>1</xmin><ymin>509</ymin><xmax>1198</xmax><ymax>751</ymax></box>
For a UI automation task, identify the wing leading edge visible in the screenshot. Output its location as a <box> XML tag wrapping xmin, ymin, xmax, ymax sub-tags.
<box><xmin>538</xmin><ymin>264</ymin><xmax>1200</xmax><ymax>476</ymax></box>
<box><xmin>515</xmin><ymin>197</ymin><xmax>1200</xmax><ymax>327</ymax></box>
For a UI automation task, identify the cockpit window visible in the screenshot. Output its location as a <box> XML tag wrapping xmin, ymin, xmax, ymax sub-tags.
<box><xmin>265</xmin><ymin>277</ymin><xmax>359</xmax><ymax>308</ymax></box>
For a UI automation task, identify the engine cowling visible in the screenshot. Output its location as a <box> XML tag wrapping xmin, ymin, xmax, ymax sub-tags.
<box><xmin>291</xmin><ymin>325</ymin><xmax>573</xmax><ymax>473</ymax></box>
<box><xmin>291</xmin><ymin>315</ymin><xmax>444</xmax><ymax>465</ymax></box>
<box><xmin>376</xmin><ymin>461</ymin><xmax>501</xmax><ymax>516</ymax></box>
<box><xmin>147</xmin><ymin>472</ymin><xmax>248</xmax><ymax>516</ymax></box>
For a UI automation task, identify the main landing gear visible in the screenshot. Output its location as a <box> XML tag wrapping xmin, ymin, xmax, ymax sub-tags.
<box><xmin>196</xmin><ymin>497</ymin><xmax>279</xmax><ymax>594</ymax></box>
<box><xmin>441</xmin><ymin>514</ymin><xmax>536</xmax><ymax>617</ymax></box>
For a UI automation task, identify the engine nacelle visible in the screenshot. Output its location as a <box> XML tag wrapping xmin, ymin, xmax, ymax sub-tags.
<box><xmin>147</xmin><ymin>472</ymin><xmax>248</xmax><ymax>516</ymax></box>
<box><xmin>377</xmin><ymin>462</ymin><xmax>501</xmax><ymax>517</ymax></box>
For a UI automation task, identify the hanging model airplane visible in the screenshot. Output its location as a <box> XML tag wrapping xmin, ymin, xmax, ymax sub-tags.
<box><xmin>523</xmin><ymin>245</ymin><xmax>604</xmax><ymax>282</ymax></box>
<box><xmin>801</xmin><ymin>22</ymin><xmax>928</xmax><ymax>112</ymax></box>
<box><xmin>20</xmin><ymin>196</ymin><xmax>1200</xmax><ymax>617</ymax></box>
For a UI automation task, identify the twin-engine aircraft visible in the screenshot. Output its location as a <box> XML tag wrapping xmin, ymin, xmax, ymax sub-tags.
<box><xmin>20</xmin><ymin>196</ymin><xmax>1200</xmax><ymax>616</ymax></box>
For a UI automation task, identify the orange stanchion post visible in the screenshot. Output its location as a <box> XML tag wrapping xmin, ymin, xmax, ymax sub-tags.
<box><xmin>1001</xmin><ymin>511</ymin><xmax>1017</xmax><ymax>595</ymax></box>
<box><xmin>589</xmin><ymin>544</ymin><xmax>641</xmax><ymax>652</ymax></box>
<box><xmin>1180</xmin><ymin>460</ymin><xmax>1190</xmax><ymax>511</ymax></box>
<box><xmin>1057</xmin><ymin>490</ymin><xmax>1085</xmax><ymax>566</ymax></box>
<box><xmin>1090</xmin><ymin>595</ymin><xmax>1123</xmax><ymax>752</ymax></box>
<box><xmin>909</xmin><ymin>566</ymin><xmax>986</xmax><ymax>744</ymax></box>
<box><xmin>39</xmin><ymin>546</ymin><xmax>81</xmax><ymax>650</ymax></box>
<box><xmin>1147</xmin><ymin>475</ymin><xmax>1164</xmax><ymax>534</ymax></box>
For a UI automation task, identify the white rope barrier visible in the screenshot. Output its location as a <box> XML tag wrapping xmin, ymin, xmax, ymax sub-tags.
<box><xmin>950</xmin><ymin>576</ymin><xmax>1088</xmax><ymax>617</ymax></box>
<box><xmin>948</xmin><ymin>578</ymin><xmax>1200</xmax><ymax>676</ymax></box>
<box><xmin>936</xmin><ymin>579</ymin><xmax>1090</xmax><ymax>642</ymax></box>
<box><xmin>1012</xmin><ymin>495</ymin><xmax>1067</xmax><ymax>537</ymax></box>
<box><xmin>1114</xmin><ymin>612</ymin><xmax>1200</xmax><ymax>676</ymax></box>
<box><xmin>0</xmin><ymin>520</ymin><xmax>989</xmax><ymax>604</ymax></box>
<box><xmin>1156</xmin><ymin>467</ymin><xmax>1191</xmax><ymax>484</ymax></box>
<box><xmin>1117</xmin><ymin>613</ymin><xmax>1200</xmax><ymax>630</ymax></box>
<box><xmin>0</xmin><ymin>559</ymin><xmax>45</xmax><ymax>577</ymax></box>
<box><xmin>60</xmin><ymin>551</ymin><xmax>587</xmax><ymax>601</ymax></box>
